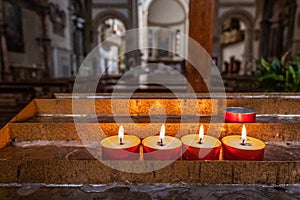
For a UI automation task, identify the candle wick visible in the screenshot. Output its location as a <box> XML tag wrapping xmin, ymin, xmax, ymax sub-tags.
<box><xmin>241</xmin><ymin>139</ymin><xmax>245</xmax><ymax>146</ymax></box>
<box><xmin>198</xmin><ymin>138</ymin><xmax>203</xmax><ymax>144</ymax></box>
<box><xmin>120</xmin><ymin>138</ymin><xmax>124</xmax><ymax>145</ymax></box>
<box><xmin>157</xmin><ymin>138</ymin><xmax>164</xmax><ymax>146</ymax></box>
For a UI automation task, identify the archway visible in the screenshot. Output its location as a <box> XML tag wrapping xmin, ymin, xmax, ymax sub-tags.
<box><xmin>219</xmin><ymin>10</ymin><xmax>254</xmax><ymax>75</ymax></box>
<box><xmin>93</xmin><ymin>11</ymin><xmax>129</xmax><ymax>46</ymax></box>
<box><xmin>96</xmin><ymin>17</ymin><xmax>126</xmax><ymax>75</ymax></box>
<box><xmin>141</xmin><ymin>0</ymin><xmax>189</xmax><ymax>61</ymax></box>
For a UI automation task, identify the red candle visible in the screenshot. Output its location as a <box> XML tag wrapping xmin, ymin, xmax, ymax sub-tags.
<box><xmin>224</xmin><ymin>107</ymin><xmax>256</xmax><ymax>123</ymax></box>
<box><xmin>222</xmin><ymin>125</ymin><xmax>265</xmax><ymax>161</ymax></box>
<box><xmin>181</xmin><ymin>125</ymin><xmax>221</xmax><ymax>160</ymax></box>
<box><xmin>142</xmin><ymin>124</ymin><xmax>182</xmax><ymax>160</ymax></box>
<box><xmin>101</xmin><ymin>125</ymin><xmax>140</xmax><ymax>160</ymax></box>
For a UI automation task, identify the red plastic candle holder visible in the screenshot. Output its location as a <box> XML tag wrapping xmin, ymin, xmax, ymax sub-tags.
<box><xmin>181</xmin><ymin>135</ymin><xmax>221</xmax><ymax>160</ymax></box>
<box><xmin>142</xmin><ymin>136</ymin><xmax>182</xmax><ymax>160</ymax></box>
<box><xmin>101</xmin><ymin>135</ymin><xmax>141</xmax><ymax>160</ymax></box>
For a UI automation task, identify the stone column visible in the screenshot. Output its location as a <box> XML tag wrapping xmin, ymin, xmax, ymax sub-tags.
<box><xmin>30</xmin><ymin>0</ymin><xmax>51</xmax><ymax>78</ymax></box>
<box><xmin>39</xmin><ymin>4</ymin><xmax>51</xmax><ymax>77</ymax></box>
<box><xmin>187</xmin><ymin>0</ymin><xmax>215</xmax><ymax>92</ymax></box>
<box><xmin>84</xmin><ymin>0</ymin><xmax>92</xmax><ymax>54</ymax></box>
<box><xmin>0</xmin><ymin>0</ymin><xmax>10</xmax><ymax>81</ymax></box>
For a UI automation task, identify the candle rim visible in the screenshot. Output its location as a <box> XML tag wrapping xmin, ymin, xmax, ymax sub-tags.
<box><xmin>225</xmin><ymin>107</ymin><xmax>256</xmax><ymax>114</ymax></box>
<box><xmin>181</xmin><ymin>134</ymin><xmax>221</xmax><ymax>148</ymax></box>
<box><xmin>222</xmin><ymin>135</ymin><xmax>265</xmax><ymax>150</ymax></box>
<box><xmin>101</xmin><ymin>135</ymin><xmax>140</xmax><ymax>149</ymax></box>
<box><xmin>142</xmin><ymin>135</ymin><xmax>182</xmax><ymax>150</ymax></box>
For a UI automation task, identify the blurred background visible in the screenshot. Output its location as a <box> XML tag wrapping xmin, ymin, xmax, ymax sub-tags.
<box><xmin>0</xmin><ymin>0</ymin><xmax>299</xmax><ymax>126</ymax></box>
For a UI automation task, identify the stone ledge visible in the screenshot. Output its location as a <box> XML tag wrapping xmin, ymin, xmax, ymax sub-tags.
<box><xmin>0</xmin><ymin>145</ymin><xmax>299</xmax><ymax>185</ymax></box>
<box><xmin>9</xmin><ymin>122</ymin><xmax>300</xmax><ymax>142</ymax></box>
<box><xmin>0</xmin><ymin>184</ymin><xmax>300</xmax><ymax>200</ymax></box>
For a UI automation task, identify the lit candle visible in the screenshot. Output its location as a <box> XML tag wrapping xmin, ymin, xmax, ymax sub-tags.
<box><xmin>142</xmin><ymin>124</ymin><xmax>182</xmax><ymax>160</ymax></box>
<box><xmin>101</xmin><ymin>125</ymin><xmax>141</xmax><ymax>160</ymax></box>
<box><xmin>181</xmin><ymin>125</ymin><xmax>221</xmax><ymax>160</ymax></box>
<box><xmin>222</xmin><ymin>125</ymin><xmax>265</xmax><ymax>161</ymax></box>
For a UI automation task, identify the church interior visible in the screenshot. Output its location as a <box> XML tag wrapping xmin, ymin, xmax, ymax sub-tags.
<box><xmin>0</xmin><ymin>0</ymin><xmax>299</xmax><ymax>199</ymax></box>
<box><xmin>0</xmin><ymin>0</ymin><xmax>299</xmax><ymax>125</ymax></box>
<box><xmin>0</xmin><ymin>0</ymin><xmax>300</xmax><ymax>125</ymax></box>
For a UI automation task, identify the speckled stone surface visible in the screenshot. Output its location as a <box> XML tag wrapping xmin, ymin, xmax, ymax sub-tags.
<box><xmin>8</xmin><ymin>94</ymin><xmax>300</xmax><ymax>143</ymax></box>
<box><xmin>9</xmin><ymin>121</ymin><xmax>300</xmax><ymax>142</ymax></box>
<box><xmin>0</xmin><ymin>143</ymin><xmax>298</xmax><ymax>184</ymax></box>
<box><xmin>0</xmin><ymin>184</ymin><xmax>300</xmax><ymax>200</ymax></box>
<box><xmin>0</xmin><ymin>93</ymin><xmax>299</xmax><ymax>186</ymax></box>
<box><xmin>35</xmin><ymin>95</ymin><xmax>300</xmax><ymax>116</ymax></box>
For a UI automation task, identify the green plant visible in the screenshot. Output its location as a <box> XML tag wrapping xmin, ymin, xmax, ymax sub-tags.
<box><xmin>254</xmin><ymin>55</ymin><xmax>300</xmax><ymax>92</ymax></box>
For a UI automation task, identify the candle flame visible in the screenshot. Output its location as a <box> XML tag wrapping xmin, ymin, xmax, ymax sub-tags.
<box><xmin>118</xmin><ymin>125</ymin><xmax>124</xmax><ymax>145</ymax></box>
<box><xmin>199</xmin><ymin>124</ymin><xmax>204</xmax><ymax>142</ymax></box>
<box><xmin>159</xmin><ymin>124</ymin><xmax>165</xmax><ymax>145</ymax></box>
<box><xmin>241</xmin><ymin>124</ymin><xmax>247</xmax><ymax>143</ymax></box>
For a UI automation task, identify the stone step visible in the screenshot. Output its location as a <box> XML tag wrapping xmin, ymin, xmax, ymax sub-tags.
<box><xmin>35</xmin><ymin>96</ymin><xmax>300</xmax><ymax>116</ymax></box>
<box><xmin>0</xmin><ymin>94</ymin><xmax>299</xmax><ymax>187</ymax></box>
<box><xmin>1</xmin><ymin>184</ymin><xmax>300</xmax><ymax>199</ymax></box>
<box><xmin>9</xmin><ymin>120</ymin><xmax>300</xmax><ymax>142</ymax></box>
<box><xmin>0</xmin><ymin>143</ymin><xmax>299</xmax><ymax>185</ymax></box>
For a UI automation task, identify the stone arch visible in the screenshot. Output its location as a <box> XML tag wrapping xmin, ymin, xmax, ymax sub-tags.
<box><xmin>142</xmin><ymin>0</ymin><xmax>189</xmax><ymax>59</ymax></box>
<box><xmin>92</xmin><ymin>11</ymin><xmax>128</xmax><ymax>46</ymax></box>
<box><xmin>146</xmin><ymin>0</ymin><xmax>188</xmax><ymax>28</ymax></box>
<box><xmin>144</xmin><ymin>0</ymin><xmax>188</xmax><ymax>17</ymax></box>
<box><xmin>220</xmin><ymin>9</ymin><xmax>254</xmax><ymax>30</ymax></box>
<box><xmin>219</xmin><ymin>9</ymin><xmax>255</xmax><ymax>74</ymax></box>
<box><xmin>72</xmin><ymin>0</ymin><xmax>86</xmax><ymax>17</ymax></box>
<box><xmin>93</xmin><ymin>11</ymin><xmax>129</xmax><ymax>29</ymax></box>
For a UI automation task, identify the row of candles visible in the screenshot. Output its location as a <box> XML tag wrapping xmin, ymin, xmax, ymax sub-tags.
<box><xmin>101</xmin><ymin>124</ymin><xmax>266</xmax><ymax>161</ymax></box>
